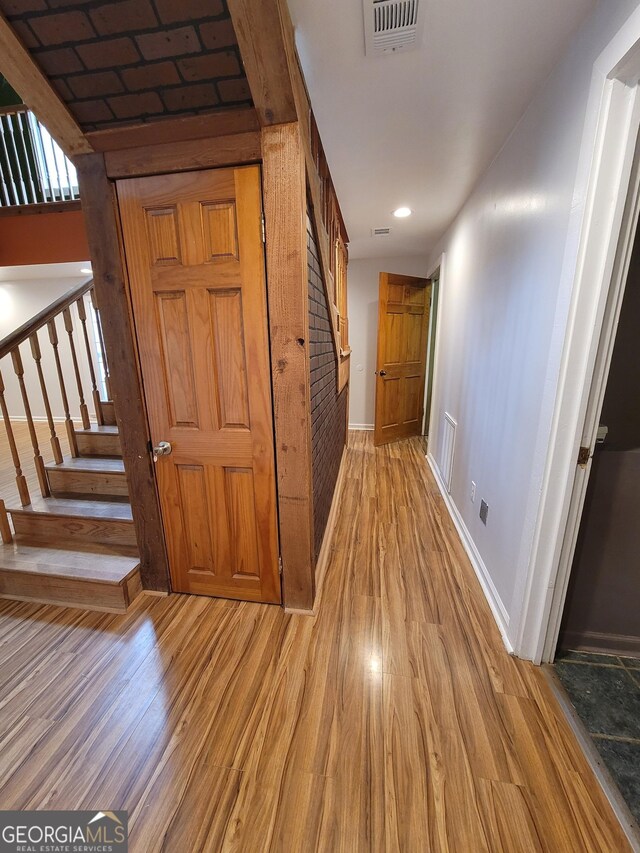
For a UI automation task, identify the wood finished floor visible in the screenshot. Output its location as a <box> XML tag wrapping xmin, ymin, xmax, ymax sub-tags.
<box><xmin>0</xmin><ymin>430</ymin><xmax>631</xmax><ymax>852</ymax></box>
<box><xmin>0</xmin><ymin>420</ymin><xmax>71</xmax><ymax>505</ymax></box>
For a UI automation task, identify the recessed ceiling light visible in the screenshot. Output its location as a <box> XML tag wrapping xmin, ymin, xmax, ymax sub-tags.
<box><xmin>393</xmin><ymin>207</ymin><xmax>412</xmax><ymax>218</ymax></box>
<box><xmin>80</xmin><ymin>268</ymin><xmax>92</xmax><ymax>274</ymax></box>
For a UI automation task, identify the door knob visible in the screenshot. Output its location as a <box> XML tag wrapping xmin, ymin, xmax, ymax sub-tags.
<box><xmin>378</xmin><ymin>370</ymin><xmax>387</xmax><ymax>377</ymax></box>
<box><xmin>152</xmin><ymin>440</ymin><xmax>172</xmax><ymax>462</ymax></box>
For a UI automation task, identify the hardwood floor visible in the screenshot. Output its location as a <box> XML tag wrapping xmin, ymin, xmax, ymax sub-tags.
<box><xmin>0</xmin><ymin>430</ymin><xmax>631</xmax><ymax>851</ymax></box>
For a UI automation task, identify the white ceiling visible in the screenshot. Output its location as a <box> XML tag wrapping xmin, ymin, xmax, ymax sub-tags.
<box><xmin>288</xmin><ymin>0</ymin><xmax>596</xmax><ymax>259</ymax></box>
<box><xmin>0</xmin><ymin>261</ymin><xmax>91</xmax><ymax>281</ymax></box>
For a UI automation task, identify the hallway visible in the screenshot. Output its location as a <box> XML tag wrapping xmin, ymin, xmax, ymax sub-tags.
<box><xmin>0</xmin><ymin>432</ymin><xmax>630</xmax><ymax>851</ymax></box>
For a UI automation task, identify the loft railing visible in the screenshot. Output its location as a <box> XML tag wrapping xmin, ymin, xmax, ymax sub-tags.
<box><xmin>0</xmin><ymin>278</ymin><xmax>111</xmax><ymax>532</ymax></box>
<box><xmin>0</xmin><ymin>105</ymin><xmax>80</xmax><ymax>207</ymax></box>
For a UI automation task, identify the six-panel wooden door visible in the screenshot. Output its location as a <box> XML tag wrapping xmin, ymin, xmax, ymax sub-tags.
<box><xmin>117</xmin><ymin>165</ymin><xmax>281</xmax><ymax>603</ymax></box>
<box><xmin>374</xmin><ymin>272</ymin><xmax>431</xmax><ymax>446</ymax></box>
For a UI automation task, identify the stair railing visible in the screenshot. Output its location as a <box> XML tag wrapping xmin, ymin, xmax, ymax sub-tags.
<box><xmin>0</xmin><ymin>278</ymin><xmax>110</xmax><ymax>527</ymax></box>
<box><xmin>0</xmin><ymin>105</ymin><xmax>80</xmax><ymax>207</ymax></box>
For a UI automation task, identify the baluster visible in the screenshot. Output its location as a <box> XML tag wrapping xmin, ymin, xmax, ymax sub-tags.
<box><xmin>0</xmin><ymin>367</ymin><xmax>30</xmax><ymax>506</ymax></box>
<box><xmin>0</xmin><ymin>499</ymin><xmax>12</xmax><ymax>544</ymax></box>
<box><xmin>3</xmin><ymin>113</ymin><xmax>28</xmax><ymax>204</ymax></box>
<box><xmin>63</xmin><ymin>305</ymin><xmax>90</xmax><ymax>430</ymax></box>
<box><xmin>48</xmin><ymin>317</ymin><xmax>78</xmax><ymax>458</ymax></box>
<box><xmin>76</xmin><ymin>294</ymin><xmax>103</xmax><ymax>426</ymax></box>
<box><xmin>30</xmin><ymin>331</ymin><xmax>63</xmax><ymax>464</ymax></box>
<box><xmin>17</xmin><ymin>112</ymin><xmax>38</xmax><ymax>204</ymax></box>
<box><xmin>90</xmin><ymin>289</ymin><xmax>112</xmax><ymax>401</ymax></box>
<box><xmin>0</xmin><ymin>119</ymin><xmax>19</xmax><ymax>205</ymax></box>
<box><xmin>29</xmin><ymin>112</ymin><xmax>55</xmax><ymax>203</ymax></box>
<box><xmin>11</xmin><ymin>347</ymin><xmax>49</xmax><ymax>498</ymax></box>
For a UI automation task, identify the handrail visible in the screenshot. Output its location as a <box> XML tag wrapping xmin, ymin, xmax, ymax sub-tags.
<box><xmin>0</xmin><ymin>274</ymin><xmax>111</xmax><ymax>512</ymax></box>
<box><xmin>0</xmin><ymin>104</ymin><xmax>28</xmax><ymax>117</ymax></box>
<box><xmin>0</xmin><ymin>278</ymin><xmax>93</xmax><ymax>360</ymax></box>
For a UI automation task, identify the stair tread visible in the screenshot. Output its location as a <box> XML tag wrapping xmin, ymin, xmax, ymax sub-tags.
<box><xmin>0</xmin><ymin>542</ymin><xmax>139</xmax><ymax>584</ymax></box>
<box><xmin>45</xmin><ymin>456</ymin><xmax>125</xmax><ymax>474</ymax></box>
<box><xmin>75</xmin><ymin>425</ymin><xmax>119</xmax><ymax>436</ymax></box>
<box><xmin>7</xmin><ymin>496</ymin><xmax>133</xmax><ymax>521</ymax></box>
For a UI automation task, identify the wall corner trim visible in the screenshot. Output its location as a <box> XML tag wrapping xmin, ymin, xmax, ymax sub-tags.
<box><xmin>427</xmin><ymin>451</ymin><xmax>513</xmax><ymax>654</ymax></box>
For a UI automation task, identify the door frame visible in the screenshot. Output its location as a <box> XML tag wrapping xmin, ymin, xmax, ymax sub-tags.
<box><xmin>373</xmin><ymin>271</ymin><xmax>431</xmax><ymax>446</ymax></box>
<box><xmin>513</xmin><ymin>12</ymin><xmax>640</xmax><ymax>662</ymax></box>
<box><xmin>423</xmin><ymin>254</ymin><xmax>446</xmax><ymax>459</ymax></box>
<box><xmin>421</xmin><ymin>264</ymin><xmax>441</xmax><ymax>440</ymax></box>
<box><xmin>76</xmin><ymin>124</ymin><xmax>316</xmax><ymax>607</ymax></box>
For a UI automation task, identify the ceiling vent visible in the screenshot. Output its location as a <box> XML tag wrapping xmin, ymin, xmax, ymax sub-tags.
<box><xmin>371</xmin><ymin>226</ymin><xmax>392</xmax><ymax>236</ymax></box>
<box><xmin>363</xmin><ymin>0</ymin><xmax>424</xmax><ymax>57</ymax></box>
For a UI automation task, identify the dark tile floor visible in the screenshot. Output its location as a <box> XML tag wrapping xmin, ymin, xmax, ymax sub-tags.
<box><xmin>555</xmin><ymin>650</ymin><xmax>640</xmax><ymax>826</ymax></box>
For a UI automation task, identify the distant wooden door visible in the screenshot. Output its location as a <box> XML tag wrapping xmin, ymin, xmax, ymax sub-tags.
<box><xmin>374</xmin><ymin>272</ymin><xmax>431</xmax><ymax>446</ymax></box>
<box><xmin>116</xmin><ymin>166</ymin><xmax>281</xmax><ymax>603</ymax></box>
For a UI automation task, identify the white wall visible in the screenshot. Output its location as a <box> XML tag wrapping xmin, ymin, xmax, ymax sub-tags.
<box><xmin>348</xmin><ymin>254</ymin><xmax>429</xmax><ymax>428</ymax></box>
<box><xmin>0</xmin><ymin>263</ymin><xmax>99</xmax><ymax>425</ymax></box>
<box><xmin>426</xmin><ymin>0</ymin><xmax>640</xmax><ymax>649</ymax></box>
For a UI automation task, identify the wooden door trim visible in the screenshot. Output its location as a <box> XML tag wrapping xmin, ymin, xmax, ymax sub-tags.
<box><xmin>104</xmin><ymin>131</ymin><xmax>262</xmax><ymax>180</ymax></box>
<box><xmin>262</xmin><ymin>122</ymin><xmax>315</xmax><ymax>611</ymax></box>
<box><xmin>374</xmin><ymin>271</ymin><xmax>431</xmax><ymax>447</ymax></box>
<box><xmin>75</xmin><ymin>152</ymin><xmax>170</xmax><ymax>592</ymax></box>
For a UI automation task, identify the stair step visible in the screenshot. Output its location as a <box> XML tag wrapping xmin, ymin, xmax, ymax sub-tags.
<box><xmin>100</xmin><ymin>400</ymin><xmax>117</xmax><ymax>426</ymax></box>
<box><xmin>46</xmin><ymin>456</ymin><xmax>128</xmax><ymax>501</ymax></box>
<box><xmin>0</xmin><ymin>542</ymin><xmax>141</xmax><ymax>613</ymax></box>
<box><xmin>8</xmin><ymin>497</ymin><xmax>136</xmax><ymax>549</ymax></box>
<box><xmin>75</xmin><ymin>424</ymin><xmax>122</xmax><ymax>458</ymax></box>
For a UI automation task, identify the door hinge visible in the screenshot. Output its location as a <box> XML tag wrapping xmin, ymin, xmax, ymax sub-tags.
<box><xmin>577</xmin><ymin>446</ymin><xmax>591</xmax><ymax>466</ymax></box>
<box><xmin>278</xmin><ymin>556</ymin><xmax>283</xmax><ymax>576</ymax></box>
<box><xmin>261</xmin><ymin>212</ymin><xmax>266</xmax><ymax>244</ymax></box>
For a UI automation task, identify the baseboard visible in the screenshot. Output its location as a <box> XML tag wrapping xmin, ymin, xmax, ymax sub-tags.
<box><xmin>348</xmin><ymin>423</ymin><xmax>374</xmax><ymax>431</ymax></box>
<box><xmin>561</xmin><ymin>630</ymin><xmax>640</xmax><ymax>658</ymax></box>
<box><xmin>543</xmin><ymin>665</ymin><xmax>640</xmax><ymax>851</ymax></box>
<box><xmin>285</xmin><ymin>445</ymin><xmax>348</xmax><ymax>617</ymax></box>
<box><xmin>427</xmin><ymin>451</ymin><xmax>513</xmax><ymax>653</ymax></box>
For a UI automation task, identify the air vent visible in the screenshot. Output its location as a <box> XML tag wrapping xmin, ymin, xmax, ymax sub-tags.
<box><xmin>371</xmin><ymin>227</ymin><xmax>392</xmax><ymax>236</ymax></box>
<box><xmin>363</xmin><ymin>0</ymin><xmax>424</xmax><ymax>57</ymax></box>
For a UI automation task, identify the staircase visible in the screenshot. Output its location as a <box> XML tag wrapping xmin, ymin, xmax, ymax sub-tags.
<box><xmin>0</xmin><ymin>279</ymin><xmax>142</xmax><ymax>613</ymax></box>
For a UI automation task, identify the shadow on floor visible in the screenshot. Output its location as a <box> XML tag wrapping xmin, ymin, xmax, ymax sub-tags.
<box><xmin>554</xmin><ymin>650</ymin><xmax>640</xmax><ymax>825</ymax></box>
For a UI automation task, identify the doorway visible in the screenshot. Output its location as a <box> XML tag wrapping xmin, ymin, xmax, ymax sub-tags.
<box><xmin>373</xmin><ymin>271</ymin><xmax>431</xmax><ymax>446</ymax></box>
<box><xmin>558</xmin><ymin>232</ymin><xmax>640</xmax><ymax>657</ymax></box>
<box><xmin>116</xmin><ymin>164</ymin><xmax>281</xmax><ymax>604</ymax></box>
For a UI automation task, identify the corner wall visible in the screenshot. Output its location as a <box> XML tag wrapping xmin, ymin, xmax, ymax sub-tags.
<box><xmin>347</xmin><ymin>254</ymin><xmax>429</xmax><ymax>429</ymax></box>
<box><xmin>426</xmin><ymin>0</ymin><xmax>640</xmax><ymax>650</ymax></box>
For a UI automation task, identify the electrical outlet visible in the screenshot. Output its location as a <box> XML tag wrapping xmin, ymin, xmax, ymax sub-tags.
<box><xmin>480</xmin><ymin>500</ymin><xmax>489</xmax><ymax>525</ymax></box>
<box><xmin>470</xmin><ymin>481</ymin><xmax>476</xmax><ymax>503</ymax></box>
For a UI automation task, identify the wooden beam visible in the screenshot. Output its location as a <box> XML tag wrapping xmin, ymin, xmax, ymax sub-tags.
<box><xmin>0</xmin><ymin>14</ymin><xmax>91</xmax><ymax>157</ymax></box>
<box><xmin>104</xmin><ymin>131</ymin><xmax>261</xmax><ymax>179</ymax></box>
<box><xmin>86</xmin><ymin>108</ymin><xmax>259</xmax><ymax>153</ymax></box>
<box><xmin>262</xmin><ymin>122</ymin><xmax>315</xmax><ymax>611</ymax></box>
<box><xmin>227</xmin><ymin>0</ymin><xmax>296</xmax><ymax>126</ymax></box>
<box><xmin>75</xmin><ymin>152</ymin><xmax>171</xmax><ymax>593</ymax></box>
<box><xmin>271</xmin><ymin>0</ymin><xmax>343</xmax><ymax>363</ymax></box>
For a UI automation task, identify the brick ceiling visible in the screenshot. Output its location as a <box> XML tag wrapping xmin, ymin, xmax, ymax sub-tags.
<box><xmin>0</xmin><ymin>0</ymin><xmax>253</xmax><ymax>132</ymax></box>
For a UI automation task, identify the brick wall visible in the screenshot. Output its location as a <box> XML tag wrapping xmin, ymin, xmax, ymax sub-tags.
<box><xmin>308</xmin><ymin>213</ymin><xmax>347</xmax><ymax>560</ymax></box>
<box><xmin>0</xmin><ymin>0</ymin><xmax>252</xmax><ymax>131</ymax></box>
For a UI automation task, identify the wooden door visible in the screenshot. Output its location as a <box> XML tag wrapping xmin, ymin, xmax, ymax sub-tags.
<box><xmin>374</xmin><ymin>272</ymin><xmax>431</xmax><ymax>446</ymax></box>
<box><xmin>116</xmin><ymin>165</ymin><xmax>281</xmax><ymax>603</ymax></box>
